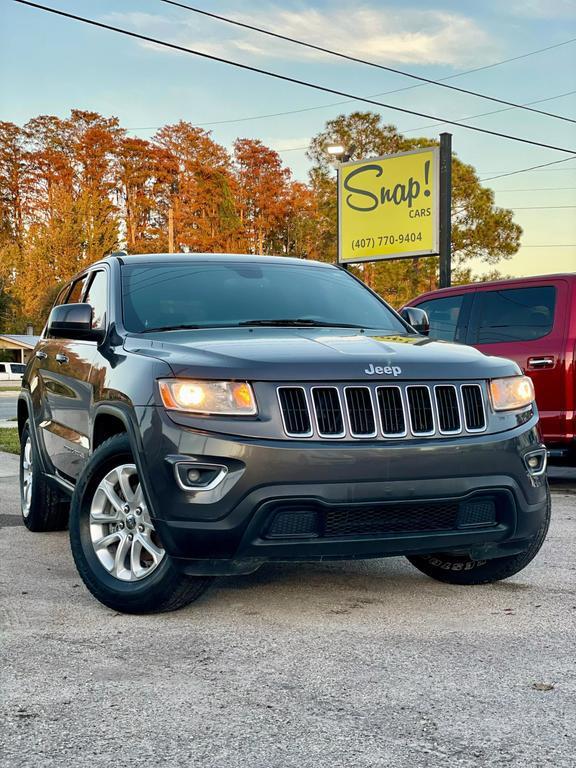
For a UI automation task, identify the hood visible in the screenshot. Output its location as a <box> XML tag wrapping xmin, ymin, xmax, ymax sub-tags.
<box><xmin>123</xmin><ymin>328</ymin><xmax>520</xmax><ymax>382</ymax></box>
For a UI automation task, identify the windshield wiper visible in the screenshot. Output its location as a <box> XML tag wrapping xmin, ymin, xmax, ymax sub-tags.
<box><xmin>140</xmin><ymin>324</ymin><xmax>203</xmax><ymax>333</ymax></box>
<box><xmin>238</xmin><ymin>318</ymin><xmax>364</xmax><ymax>328</ymax></box>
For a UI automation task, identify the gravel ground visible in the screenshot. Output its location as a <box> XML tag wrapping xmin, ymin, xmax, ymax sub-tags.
<box><xmin>0</xmin><ymin>451</ymin><xmax>575</xmax><ymax>768</ymax></box>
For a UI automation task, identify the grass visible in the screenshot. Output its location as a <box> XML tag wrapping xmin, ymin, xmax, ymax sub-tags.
<box><xmin>0</xmin><ymin>386</ymin><xmax>22</xmax><ymax>392</ymax></box>
<box><xmin>0</xmin><ymin>428</ymin><xmax>20</xmax><ymax>454</ymax></box>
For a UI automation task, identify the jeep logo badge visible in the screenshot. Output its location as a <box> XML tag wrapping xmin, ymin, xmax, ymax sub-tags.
<box><xmin>364</xmin><ymin>363</ymin><xmax>402</xmax><ymax>376</ymax></box>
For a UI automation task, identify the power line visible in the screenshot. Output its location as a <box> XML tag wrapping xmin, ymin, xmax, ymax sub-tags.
<box><xmin>14</xmin><ymin>1</ymin><xmax>576</xmax><ymax>156</ymax></box>
<box><xmin>125</xmin><ymin>87</ymin><xmax>576</xmax><ymax>133</ymax></box>
<box><xmin>495</xmin><ymin>187</ymin><xmax>576</xmax><ymax>192</ymax></box>
<box><xmin>521</xmin><ymin>244</ymin><xmax>576</xmax><ymax>247</ymax></box>
<box><xmin>480</xmin><ymin>156</ymin><xmax>576</xmax><ymax>181</ymax></box>
<box><xmin>267</xmin><ymin>89</ymin><xmax>576</xmax><ymax>154</ymax></box>
<box><xmin>161</xmin><ymin>0</ymin><xmax>576</xmax><ymax>125</ymax></box>
<box><xmin>510</xmin><ymin>205</ymin><xmax>576</xmax><ymax>209</ymax></box>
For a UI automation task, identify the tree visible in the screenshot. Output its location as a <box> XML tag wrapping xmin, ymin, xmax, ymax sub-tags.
<box><xmin>153</xmin><ymin>122</ymin><xmax>240</xmax><ymax>253</ymax></box>
<box><xmin>307</xmin><ymin>112</ymin><xmax>521</xmax><ymax>306</ymax></box>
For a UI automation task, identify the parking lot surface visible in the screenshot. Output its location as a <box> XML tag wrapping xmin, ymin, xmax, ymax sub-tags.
<box><xmin>1</xmin><ymin>451</ymin><xmax>574</xmax><ymax>768</ymax></box>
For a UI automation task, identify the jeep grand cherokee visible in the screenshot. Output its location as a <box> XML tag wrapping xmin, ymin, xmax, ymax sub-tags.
<box><xmin>18</xmin><ymin>254</ymin><xmax>550</xmax><ymax>613</ymax></box>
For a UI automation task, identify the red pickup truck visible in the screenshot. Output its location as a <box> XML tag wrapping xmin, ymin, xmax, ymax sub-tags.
<box><xmin>404</xmin><ymin>273</ymin><xmax>576</xmax><ymax>463</ymax></box>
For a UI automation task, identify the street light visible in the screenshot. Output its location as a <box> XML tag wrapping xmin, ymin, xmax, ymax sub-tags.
<box><xmin>326</xmin><ymin>143</ymin><xmax>355</xmax><ymax>162</ymax></box>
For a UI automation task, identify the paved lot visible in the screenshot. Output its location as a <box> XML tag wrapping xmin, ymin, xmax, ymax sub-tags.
<box><xmin>0</xmin><ymin>392</ymin><xmax>17</xmax><ymax>422</ymax></box>
<box><xmin>0</xmin><ymin>452</ymin><xmax>575</xmax><ymax>768</ymax></box>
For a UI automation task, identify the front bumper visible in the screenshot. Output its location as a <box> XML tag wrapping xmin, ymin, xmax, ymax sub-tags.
<box><xmin>133</xmin><ymin>407</ymin><xmax>549</xmax><ymax>575</ymax></box>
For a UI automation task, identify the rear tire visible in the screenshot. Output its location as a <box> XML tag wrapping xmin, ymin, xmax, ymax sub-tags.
<box><xmin>407</xmin><ymin>489</ymin><xmax>551</xmax><ymax>585</ymax></box>
<box><xmin>20</xmin><ymin>421</ymin><xmax>69</xmax><ymax>532</ymax></box>
<box><xmin>69</xmin><ymin>433</ymin><xmax>213</xmax><ymax>613</ymax></box>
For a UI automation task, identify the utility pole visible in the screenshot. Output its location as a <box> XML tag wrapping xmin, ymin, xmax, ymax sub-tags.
<box><xmin>439</xmin><ymin>132</ymin><xmax>452</xmax><ymax>288</ymax></box>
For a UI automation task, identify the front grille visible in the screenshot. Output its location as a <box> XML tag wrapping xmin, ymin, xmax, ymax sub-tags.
<box><xmin>277</xmin><ymin>381</ymin><xmax>488</xmax><ymax>440</ymax></box>
<box><xmin>377</xmin><ymin>386</ymin><xmax>406</xmax><ymax>436</ymax></box>
<box><xmin>435</xmin><ymin>385</ymin><xmax>461</xmax><ymax>433</ymax></box>
<box><xmin>345</xmin><ymin>387</ymin><xmax>376</xmax><ymax>436</ymax></box>
<box><xmin>406</xmin><ymin>386</ymin><xmax>434</xmax><ymax>434</ymax></box>
<box><xmin>312</xmin><ymin>387</ymin><xmax>345</xmax><ymax>436</ymax></box>
<box><xmin>462</xmin><ymin>385</ymin><xmax>486</xmax><ymax>431</ymax></box>
<box><xmin>278</xmin><ymin>387</ymin><xmax>311</xmax><ymax>436</ymax></box>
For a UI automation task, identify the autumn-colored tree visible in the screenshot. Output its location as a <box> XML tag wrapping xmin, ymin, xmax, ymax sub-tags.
<box><xmin>233</xmin><ymin>139</ymin><xmax>294</xmax><ymax>255</ymax></box>
<box><xmin>154</xmin><ymin>122</ymin><xmax>240</xmax><ymax>252</ymax></box>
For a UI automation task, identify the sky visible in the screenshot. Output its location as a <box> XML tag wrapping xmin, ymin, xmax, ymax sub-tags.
<box><xmin>1</xmin><ymin>0</ymin><xmax>575</xmax><ymax>277</ymax></box>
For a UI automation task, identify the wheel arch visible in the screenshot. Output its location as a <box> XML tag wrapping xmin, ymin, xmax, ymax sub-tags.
<box><xmin>90</xmin><ymin>404</ymin><xmax>159</xmax><ymax>520</ymax></box>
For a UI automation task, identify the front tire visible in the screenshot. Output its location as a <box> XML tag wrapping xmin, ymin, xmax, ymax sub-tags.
<box><xmin>20</xmin><ymin>421</ymin><xmax>69</xmax><ymax>532</ymax></box>
<box><xmin>69</xmin><ymin>433</ymin><xmax>212</xmax><ymax>613</ymax></box>
<box><xmin>407</xmin><ymin>490</ymin><xmax>551</xmax><ymax>585</ymax></box>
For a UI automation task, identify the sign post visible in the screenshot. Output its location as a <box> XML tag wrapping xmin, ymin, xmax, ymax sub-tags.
<box><xmin>337</xmin><ymin>137</ymin><xmax>452</xmax><ymax>286</ymax></box>
<box><xmin>438</xmin><ymin>133</ymin><xmax>452</xmax><ymax>288</ymax></box>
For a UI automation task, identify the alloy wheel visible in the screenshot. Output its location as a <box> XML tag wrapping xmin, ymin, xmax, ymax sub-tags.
<box><xmin>21</xmin><ymin>436</ymin><xmax>33</xmax><ymax>518</ymax></box>
<box><xmin>89</xmin><ymin>464</ymin><xmax>165</xmax><ymax>581</ymax></box>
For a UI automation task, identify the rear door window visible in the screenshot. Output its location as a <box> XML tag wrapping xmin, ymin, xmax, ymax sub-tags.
<box><xmin>413</xmin><ymin>294</ymin><xmax>469</xmax><ymax>342</ymax></box>
<box><xmin>469</xmin><ymin>286</ymin><xmax>556</xmax><ymax>344</ymax></box>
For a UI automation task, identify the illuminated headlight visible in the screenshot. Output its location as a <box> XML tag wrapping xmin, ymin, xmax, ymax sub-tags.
<box><xmin>489</xmin><ymin>376</ymin><xmax>535</xmax><ymax>411</ymax></box>
<box><xmin>158</xmin><ymin>379</ymin><xmax>257</xmax><ymax>415</ymax></box>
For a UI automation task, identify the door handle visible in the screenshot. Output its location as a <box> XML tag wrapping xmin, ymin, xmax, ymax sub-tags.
<box><xmin>528</xmin><ymin>356</ymin><xmax>555</xmax><ymax>369</ymax></box>
<box><xmin>55</xmin><ymin>353</ymin><xmax>69</xmax><ymax>365</ymax></box>
<box><xmin>35</xmin><ymin>350</ymin><xmax>48</xmax><ymax>360</ymax></box>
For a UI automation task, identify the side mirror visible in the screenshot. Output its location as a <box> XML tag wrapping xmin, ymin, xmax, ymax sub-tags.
<box><xmin>47</xmin><ymin>303</ymin><xmax>105</xmax><ymax>342</ymax></box>
<box><xmin>400</xmin><ymin>306</ymin><xmax>430</xmax><ymax>336</ymax></box>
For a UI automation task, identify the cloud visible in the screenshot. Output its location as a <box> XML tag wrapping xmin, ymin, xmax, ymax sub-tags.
<box><xmin>105</xmin><ymin>5</ymin><xmax>499</xmax><ymax>68</ymax></box>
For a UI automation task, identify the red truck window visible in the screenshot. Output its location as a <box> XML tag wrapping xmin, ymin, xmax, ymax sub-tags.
<box><xmin>413</xmin><ymin>294</ymin><xmax>466</xmax><ymax>342</ymax></box>
<box><xmin>470</xmin><ymin>287</ymin><xmax>556</xmax><ymax>344</ymax></box>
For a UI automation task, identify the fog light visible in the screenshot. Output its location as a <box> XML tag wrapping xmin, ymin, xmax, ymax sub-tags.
<box><xmin>174</xmin><ymin>462</ymin><xmax>228</xmax><ymax>491</ymax></box>
<box><xmin>187</xmin><ymin>468</ymin><xmax>202</xmax><ymax>483</ymax></box>
<box><xmin>523</xmin><ymin>449</ymin><xmax>547</xmax><ymax>476</ymax></box>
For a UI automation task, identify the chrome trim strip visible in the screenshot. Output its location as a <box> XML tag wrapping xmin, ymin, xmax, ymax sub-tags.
<box><xmin>375</xmin><ymin>385</ymin><xmax>409</xmax><ymax>438</ymax></box>
<box><xmin>173</xmin><ymin>462</ymin><xmax>229</xmax><ymax>492</ymax></box>
<box><xmin>276</xmin><ymin>386</ymin><xmax>314</xmax><ymax>438</ymax></box>
<box><xmin>310</xmin><ymin>385</ymin><xmax>347</xmax><ymax>439</ymax></box>
<box><xmin>460</xmin><ymin>383</ymin><xmax>488</xmax><ymax>434</ymax></box>
<box><xmin>433</xmin><ymin>384</ymin><xmax>463</xmax><ymax>436</ymax></box>
<box><xmin>343</xmin><ymin>386</ymin><xmax>378</xmax><ymax>439</ymax></box>
<box><xmin>405</xmin><ymin>384</ymin><xmax>436</xmax><ymax>437</ymax></box>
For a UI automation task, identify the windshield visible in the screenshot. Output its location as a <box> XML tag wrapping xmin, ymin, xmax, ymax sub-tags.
<box><xmin>121</xmin><ymin>261</ymin><xmax>407</xmax><ymax>334</ymax></box>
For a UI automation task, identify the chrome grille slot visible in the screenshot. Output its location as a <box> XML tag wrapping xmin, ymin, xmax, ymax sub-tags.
<box><xmin>376</xmin><ymin>386</ymin><xmax>406</xmax><ymax>436</ymax></box>
<box><xmin>344</xmin><ymin>387</ymin><xmax>376</xmax><ymax>437</ymax></box>
<box><xmin>435</xmin><ymin>385</ymin><xmax>461</xmax><ymax>434</ymax></box>
<box><xmin>462</xmin><ymin>384</ymin><xmax>486</xmax><ymax>432</ymax></box>
<box><xmin>406</xmin><ymin>386</ymin><xmax>434</xmax><ymax>435</ymax></box>
<box><xmin>277</xmin><ymin>387</ymin><xmax>312</xmax><ymax>436</ymax></box>
<box><xmin>312</xmin><ymin>387</ymin><xmax>345</xmax><ymax>437</ymax></box>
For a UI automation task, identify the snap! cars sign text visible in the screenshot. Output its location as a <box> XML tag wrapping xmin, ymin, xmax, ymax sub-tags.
<box><xmin>338</xmin><ymin>147</ymin><xmax>440</xmax><ymax>264</ymax></box>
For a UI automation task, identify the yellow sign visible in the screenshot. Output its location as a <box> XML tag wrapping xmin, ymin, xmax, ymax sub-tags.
<box><xmin>338</xmin><ymin>147</ymin><xmax>439</xmax><ymax>263</ymax></box>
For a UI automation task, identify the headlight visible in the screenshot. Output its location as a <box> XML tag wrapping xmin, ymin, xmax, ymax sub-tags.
<box><xmin>158</xmin><ymin>379</ymin><xmax>257</xmax><ymax>415</ymax></box>
<box><xmin>489</xmin><ymin>376</ymin><xmax>535</xmax><ymax>411</ymax></box>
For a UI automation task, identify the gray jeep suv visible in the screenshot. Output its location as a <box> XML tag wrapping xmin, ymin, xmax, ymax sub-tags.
<box><xmin>18</xmin><ymin>254</ymin><xmax>550</xmax><ymax>613</ymax></box>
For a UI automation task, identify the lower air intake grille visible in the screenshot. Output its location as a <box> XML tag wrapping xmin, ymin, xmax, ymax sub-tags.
<box><xmin>462</xmin><ymin>385</ymin><xmax>486</xmax><ymax>431</ymax></box>
<box><xmin>312</xmin><ymin>387</ymin><xmax>344</xmax><ymax>436</ymax></box>
<box><xmin>324</xmin><ymin>501</ymin><xmax>458</xmax><ymax>536</ymax></box>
